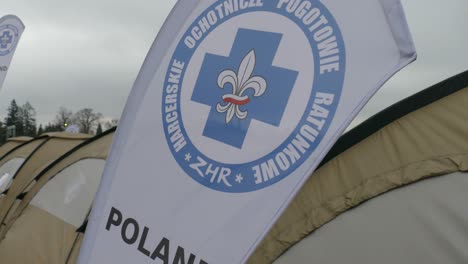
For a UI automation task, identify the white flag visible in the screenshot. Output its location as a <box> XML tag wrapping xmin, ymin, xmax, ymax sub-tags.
<box><xmin>0</xmin><ymin>15</ymin><xmax>24</xmax><ymax>91</ymax></box>
<box><xmin>79</xmin><ymin>0</ymin><xmax>416</xmax><ymax>263</ymax></box>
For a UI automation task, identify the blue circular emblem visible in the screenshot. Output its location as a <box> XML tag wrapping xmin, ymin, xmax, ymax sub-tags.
<box><xmin>162</xmin><ymin>0</ymin><xmax>346</xmax><ymax>193</ymax></box>
<box><xmin>0</xmin><ymin>24</ymin><xmax>19</xmax><ymax>56</ymax></box>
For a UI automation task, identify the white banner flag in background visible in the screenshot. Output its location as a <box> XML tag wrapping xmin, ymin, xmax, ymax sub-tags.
<box><xmin>79</xmin><ymin>0</ymin><xmax>416</xmax><ymax>263</ymax></box>
<box><xmin>0</xmin><ymin>15</ymin><xmax>24</xmax><ymax>91</ymax></box>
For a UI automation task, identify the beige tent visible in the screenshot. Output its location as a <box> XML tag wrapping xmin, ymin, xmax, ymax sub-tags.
<box><xmin>0</xmin><ymin>137</ymin><xmax>32</xmax><ymax>159</ymax></box>
<box><xmin>249</xmin><ymin>71</ymin><xmax>468</xmax><ymax>263</ymax></box>
<box><xmin>0</xmin><ymin>128</ymin><xmax>115</xmax><ymax>263</ymax></box>
<box><xmin>0</xmin><ymin>132</ymin><xmax>91</xmax><ymax>239</ymax></box>
<box><xmin>0</xmin><ymin>136</ymin><xmax>49</xmax><ymax>194</ymax></box>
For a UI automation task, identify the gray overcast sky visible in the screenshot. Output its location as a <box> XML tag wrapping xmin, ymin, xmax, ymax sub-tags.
<box><xmin>0</xmin><ymin>0</ymin><xmax>467</xmax><ymax>127</ymax></box>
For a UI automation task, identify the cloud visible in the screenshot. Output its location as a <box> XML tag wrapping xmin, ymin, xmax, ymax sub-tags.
<box><xmin>0</xmin><ymin>0</ymin><xmax>177</xmax><ymax>124</ymax></box>
<box><xmin>0</xmin><ymin>0</ymin><xmax>467</xmax><ymax>128</ymax></box>
<box><xmin>352</xmin><ymin>0</ymin><xmax>468</xmax><ymax>127</ymax></box>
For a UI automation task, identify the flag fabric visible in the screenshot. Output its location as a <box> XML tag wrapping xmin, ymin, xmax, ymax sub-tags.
<box><xmin>0</xmin><ymin>15</ymin><xmax>24</xmax><ymax>91</ymax></box>
<box><xmin>79</xmin><ymin>0</ymin><xmax>416</xmax><ymax>263</ymax></box>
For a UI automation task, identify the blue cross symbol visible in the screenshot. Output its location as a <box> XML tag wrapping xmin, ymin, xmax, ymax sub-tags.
<box><xmin>191</xmin><ymin>29</ymin><xmax>298</xmax><ymax>149</ymax></box>
<box><xmin>0</xmin><ymin>31</ymin><xmax>13</xmax><ymax>49</ymax></box>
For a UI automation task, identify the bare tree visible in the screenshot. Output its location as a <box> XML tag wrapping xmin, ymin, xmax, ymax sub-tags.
<box><xmin>55</xmin><ymin>107</ymin><xmax>74</xmax><ymax>130</ymax></box>
<box><xmin>74</xmin><ymin>108</ymin><xmax>103</xmax><ymax>134</ymax></box>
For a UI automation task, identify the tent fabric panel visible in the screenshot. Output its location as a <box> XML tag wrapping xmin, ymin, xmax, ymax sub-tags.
<box><xmin>0</xmin><ymin>137</ymin><xmax>32</xmax><ymax>158</ymax></box>
<box><xmin>9</xmin><ymin>137</ymin><xmax>89</xmax><ymax>194</ymax></box>
<box><xmin>0</xmin><ymin>138</ymin><xmax>45</xmax><ymax>168</ymax></box>
<box><xmin>0</xmin><ymin>205</ymin><xmax>77</xmax><ymax>264</ymax></box>
<box><xmin>320</xmin><ymin>70</ymin><xmax>468</xmax><ymax>167</ymax></box>
<box><xmin>0</xmin><ymin>158</ymin><xmax>25</xmax><ymax>192</ymax></box>
<box><xmin>10</xmin><ymin>159</ymin><xmax>105</xmax><ymax>231</ymax></box>
<box><xmin>275</xmin><ymin>172</ymin><xmax>468</xmax><ymax>264</ymax></box>
<box><xmin>42</xmin><ymin>132</ymin><xmax>92</xmax><ymax>140</ymax></box>
<box><xmin>29</xmin><ymin>159</ymin><xmax>105</xmax><ymax>228</ymax></box>
<box><xmin>0</xmin><ymin>142</ymin><xmax>22</xmax><ymax>159</ymax></box>
<box><xmin>249</xmin><ymin>86</ymin><xmax>468</xmax><ymax>263</ymax></box>
<box><xmin>0</xmin><ymin>137</ymin><xmax>88</xmax><ymax>230</ymax></box>
<box><xmin>0</xmin><ymin>199</ymin><xmax>21</xmax><ymax>240</ymax></box>
<box><xmin>0</xmin><ymin>131</ymin><xmax>114</xmax><ymax>245</ymax></box>
<box><xmin>36</xmin><ymin>131</ymin><xmax>114</xmax><ymax>183</ymax></box>
<box><xmin>1</xmin><ymin>131</ymin><xmax>114</xmax><ymax>237</ymax></box>
<box><xmin>6</xmin><ymin>136</ymin><xmax>33</xmax><ymax>143</ymax></box>
<box><xmin>3</xmin><ymin>198</ymin><xmax>20</xmax><ymax>226</ymax></box>
<box><xmin>66</xmin><ymin>233</ymin><xmax>84</xmax><ymax>264</ymax></box>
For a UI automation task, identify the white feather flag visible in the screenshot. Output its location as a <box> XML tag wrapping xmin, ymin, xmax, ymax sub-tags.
<box><xmin>0</xmin><ymin>15</ymin><xmax>24</xmax><ymax>91</ymax></box>
<box><xmin>79</xmin><ymin>1</ymin><xmax>416</xmax><ymax>263</ymax></box>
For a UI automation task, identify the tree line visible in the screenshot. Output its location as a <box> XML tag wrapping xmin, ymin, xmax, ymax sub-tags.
<box><xmin>0</xmin><ymin>100</ymin><xmax>118</xmax><ymax>144</ymax></box>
